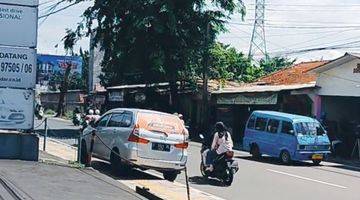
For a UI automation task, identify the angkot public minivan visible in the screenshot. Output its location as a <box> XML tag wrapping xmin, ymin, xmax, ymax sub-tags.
<box><xmin>243</xmin><ymin>111</ymin><xmax>331</xmax><ymax>165</ymax></box>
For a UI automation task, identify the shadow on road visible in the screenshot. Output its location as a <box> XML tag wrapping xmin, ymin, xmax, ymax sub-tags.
<box><xmin>36</xmin><ymin>129</ymin><xmax>79</xmax><ymax>139</ymax></box>
<box><xmin>90</xmin><ymin>160</ymin><xmax>162</xmax><ymax>181</ymax></box>
<box><xmin>188</xmin><ymin>176</ymin><xmax>225</xmax><ymax>187</ymax></box>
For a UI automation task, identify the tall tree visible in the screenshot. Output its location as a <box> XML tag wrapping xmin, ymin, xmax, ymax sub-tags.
<box><xmin>64</xmin><ymin>0</ymin><xmax>246</xmax><ymax>110</ymax></box>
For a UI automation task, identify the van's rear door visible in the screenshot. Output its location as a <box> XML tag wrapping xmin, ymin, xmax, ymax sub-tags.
<box><xmin>135</xmin><ymin>111</ymin><xmax>187</xmax><ymax>162</ymax></box>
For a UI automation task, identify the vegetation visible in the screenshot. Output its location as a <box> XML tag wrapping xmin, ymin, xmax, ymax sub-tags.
<box><xmin>64</xmin><ymin>0</ymin><xmax>293</xmax><ymax>110</ymax></box>
<box><xmin>44</xmin><ymin>109</ymin><xmax>56</xmax><ymax>116</ymax></box>
<box><xmin>64</xmin><ymin>0</ymin><xmax>246</xmax><ymax>109</ymax></box>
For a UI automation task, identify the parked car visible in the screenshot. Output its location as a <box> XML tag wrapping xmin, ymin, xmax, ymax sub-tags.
<box><xmin>81</xmin><ymin>108</ymin><xmax>188</xmax><ymax>181</ymax></box>
<box><xmin>0</xmin><ymin>98</ymin><xmax>25</xmax><ymax>125</ymax></box>
<box><xmin>243</xmin><ymin>111</ymin><xmax>331</xmax><ymax>165</ymax></box>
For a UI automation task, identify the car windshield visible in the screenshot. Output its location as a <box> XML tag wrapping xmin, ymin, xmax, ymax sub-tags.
<box><xmin>294</xmin><ymin>122</ymin><xmax>325</xmax><ymax>136</ymax></box>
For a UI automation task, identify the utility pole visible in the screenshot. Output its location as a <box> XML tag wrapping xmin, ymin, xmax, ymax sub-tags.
<box><xmin>202</xmin><ymin>18</ymin><xmax>211</xmax><ymax>129</ymax></box>
<box><xmin>248</xmin><ymin>0</ymin><xmax>268</xmax><ymax>63</ymax></box>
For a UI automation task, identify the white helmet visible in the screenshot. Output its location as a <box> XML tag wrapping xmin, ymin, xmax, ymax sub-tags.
<box><xmin>95</xmin><ymin>109</ymin><xmax>100</xmax><ymax>115</ymax></box>
<box><xmin>88</xmin><ymin>109</ymin><xmax>94</xmax><ymax>115</ymax></box>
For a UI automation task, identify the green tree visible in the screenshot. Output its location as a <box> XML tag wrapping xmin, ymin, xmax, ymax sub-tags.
<box><xmin>259</xmin><ymin>57</ymin><xmax>296</xmax><ymax>74</ymax></box>
<box><xmin>64</xmin><ymin>0</ymin><xmax>246</xmax><ymax>110</ymax></box>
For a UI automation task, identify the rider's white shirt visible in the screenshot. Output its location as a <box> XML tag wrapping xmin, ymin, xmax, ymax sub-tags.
<box><xmin>211</xmin><ymin>132</ymin><xmax>234</xmax><ymax>154</ymax></box>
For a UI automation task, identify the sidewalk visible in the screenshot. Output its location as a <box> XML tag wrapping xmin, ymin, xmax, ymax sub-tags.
<box><xmin>0</xmin><ymin>159</ymin><xmax>144</xmax><ymax>200</ymax></box>
<box><xmin>42</xmin><ymin>137</ymin><xmax>225</xmax><ymax>200</ymax></box>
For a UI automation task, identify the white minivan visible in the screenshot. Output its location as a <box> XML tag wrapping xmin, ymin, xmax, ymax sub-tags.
<box><xmin>81</xmin><ymin>108</ymin><xmax>188</xmax><ymax>181</ymax></box>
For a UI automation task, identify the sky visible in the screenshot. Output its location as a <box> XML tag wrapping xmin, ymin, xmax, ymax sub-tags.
<box><xmin>37</xmin><ymin>0</ymin><xmax>360</xmax><ymax>62</ymax></box>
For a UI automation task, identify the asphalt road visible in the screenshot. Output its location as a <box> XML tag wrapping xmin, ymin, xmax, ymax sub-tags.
<box><xmin>39</xmin><ymin>118</ymin><xmax>360</xmax><ymax>200</ymax></box>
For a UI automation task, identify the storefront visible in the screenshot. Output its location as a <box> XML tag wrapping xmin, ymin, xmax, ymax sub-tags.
<box><xmin>310</xmin><ymin>53</ymin><xmax>360</xmax><ymax>156</ymax></box>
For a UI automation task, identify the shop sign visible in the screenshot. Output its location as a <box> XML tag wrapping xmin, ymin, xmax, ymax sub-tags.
<box><xmin>217</xmin><ymin>93</ymin><xmax>278</xmax><ymax>105</ymax></box>
<box><xmin>0</xmin><ymin>88</ymin><xmax>34</xmax><ymax>130</ymax></box>
<box><xmin>0</xmin><ymin>0</ymin><xmax>38</xmax><ymax>6</ymax></box>
<box><xmin>0</xmin><ymin>47</ymin><xmax>36</xmax><ymax>89</ymax></box>
<box><xmin>0</xmin><ymin>4</ymin><xmax>38</xmax><ymax>47</ymax></box>
<box><xmin>109</xmin><ymin>91</ymin><xmax>124</xmax><ymax>102</ymax></box>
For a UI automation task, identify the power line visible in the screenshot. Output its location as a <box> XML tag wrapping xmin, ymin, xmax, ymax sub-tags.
<box><xmin>228</xmin><ymin>21</ymin><xmax>360</xmax><ymax>29</ymax></box>
<box><xmin>248</xmin><ymin>3</ymin><xmax>360</xmax><ymax>7</ymax></box>
<box><xmin>38</xmin><ymin>1</ymin><xmax>80</xmax><ymax>19</ymax></box>
<box><xmin>268</xmin><ymin>40</ymin><xmax>360</xmax><ymax>56</ymax></box>
<box><xmin>271</xmin><ymin>30</ymin><xmax>359</xmax><ymax>52</ymax></box>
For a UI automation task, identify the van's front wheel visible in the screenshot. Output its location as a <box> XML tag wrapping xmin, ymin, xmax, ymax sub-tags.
<box><xmin>163</xmin><ymin>171</ymin><xmax>178</xmax><ymax>182</ymax></box>
<box><xmin>280</xmin><ymin>150</ymin><xmax>291</xmax><ymax>165</ymax></box>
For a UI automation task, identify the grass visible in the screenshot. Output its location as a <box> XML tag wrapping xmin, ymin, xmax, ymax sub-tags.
<box><xmin>44</xmin><ymin>109</ymin><xmax>56</xmax><ymax>116</ymax></box>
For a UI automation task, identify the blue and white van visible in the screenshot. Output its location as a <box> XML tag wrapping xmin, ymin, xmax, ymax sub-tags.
<box><xmin>243</xmin><ymin>111</ymin><xmax>331</xmax><ymax>165</ymax></box>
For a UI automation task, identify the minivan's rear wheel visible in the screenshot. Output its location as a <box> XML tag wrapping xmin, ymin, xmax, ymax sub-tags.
<box><xmin>163</xmin><ymin>171</ymin><xmax>178</xmax><ymax>182</ymax></box>
<box><xmin>110</xmin><ymin>149</ymin><xmax>130</xmax><ymax>176</ymax></box>
<box><xmin>250</xmin><ymin>144</ymin><xmax>261</xmax><ymax>159</ymax></box>
<box><xmin>280</xmin><ymin>150</ymin><xmax>291</xmax><ymax>165</ymax></box>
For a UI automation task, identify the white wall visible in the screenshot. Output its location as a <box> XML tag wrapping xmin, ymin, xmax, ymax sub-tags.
<box><xmin>316</xmin><ymin>59</ymin><xmax>360</xmax><ymax>97</ymax></box>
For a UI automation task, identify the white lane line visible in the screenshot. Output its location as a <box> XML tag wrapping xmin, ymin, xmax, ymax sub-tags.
<box><xmin>266</xmin><ymin>169</ymin><xmax>347</xmax><ymax>189</ymax></box>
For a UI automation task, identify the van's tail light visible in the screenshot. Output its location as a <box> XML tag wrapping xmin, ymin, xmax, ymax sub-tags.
<box><xmin>175</xmin><ymin>142</ymin><xmax>189</xmax><ymax>149</ymax></box>
<box><xmin>128</xmin><ymin>124</ymin><xmax>149</xmax><ymax>144</ymax></box>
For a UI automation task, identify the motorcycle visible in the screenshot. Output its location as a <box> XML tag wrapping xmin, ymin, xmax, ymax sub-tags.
<box><xmin>199</xmin><ymin>134</ymin><xmax>239</xmax><ymax>186</ymax></box>
<box><xmin>72</xmin><ymin>113</ymin><xmax>82</xmax><ymax>126</ymax></box>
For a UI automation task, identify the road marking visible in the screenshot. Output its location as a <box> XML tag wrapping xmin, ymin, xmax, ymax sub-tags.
<box><xmin>266</xmin><ymin>169</ymin><xmax>347</xmax><ymax>189</ymax></box>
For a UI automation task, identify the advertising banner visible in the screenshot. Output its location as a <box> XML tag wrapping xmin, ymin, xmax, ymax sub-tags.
<box><xmin>0</xmin><ymin>47</ymin><xmax>36</xmax><ymax>89</ymax></box>
<box><xmin>0</xmin><ymin>4</ymin><xmax>38</xmax><ymax>47</ymax></box>
<box><xmin>0</xmin><ymin>0</ymin><xmax>38</xmax><ymax>7</ymax></box>
<box><xmin>0</xmin><ymin>88</ymin><xmax>34</xmax><ymax>130</ymax></box>
<box><xmin>37</xmin><ymin>54</ymin><xmax>83</xmax><ymax>88</ymax></box>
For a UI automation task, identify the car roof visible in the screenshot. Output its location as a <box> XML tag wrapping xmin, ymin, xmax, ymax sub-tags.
<box><xmin>107</xmin><ymin>108</ymin><xmax>175</xmax><ymax>116</ymax></box>
<box><xmin>252</xmin><ymin>110</ymin><xmax>316</xmax><ymax>123</ymax></box>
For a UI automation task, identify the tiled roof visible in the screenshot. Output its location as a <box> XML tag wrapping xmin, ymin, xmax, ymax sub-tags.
<box><xmin>257</xmin><ymin>61</ymin><xmax>328</xmax><ymax>85</ymax></box>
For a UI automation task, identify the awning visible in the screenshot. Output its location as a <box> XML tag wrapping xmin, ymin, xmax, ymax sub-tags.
<box><xmin>217</xmin><ymin>93</ymin><xmax>278</xmax><ymax>105</ymax></box>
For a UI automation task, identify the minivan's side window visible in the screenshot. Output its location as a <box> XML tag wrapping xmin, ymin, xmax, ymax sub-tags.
<box><xmin>281</xmin><ymin>121</ymin><xmax>295</xmax><ymax>135</ymax></box>
<box><xmin>108</xmin><ymin>114</ymin><xmax>123</xmax><ymax>127</ymax></box>
<box><xmin>266</xmin><ymin>119</ymin><xmax>280</xmax><ymax>134</ymax></box>
<box><xmin>247</xmin><ymin>115</ymin><xmax>256</xmax><ymax>129</ymax></box>
<box><xmin>255</xmin><ymin>117</ymin><xmax>268</xmax><ymax>131</ymax></box>
<box><xmin>121</xmin><ymin>113</ymin><xmax>133</xmax><ymax>127</ymax></box>
<box><xmin>97</xmin><ymin>114</ymin><xmax>111</xmax><ymax>127</ymax></box>
<box><xmin>108</xmin><ymin>113</ymin><xmax>133</xmax><ymax>127</ymax></box>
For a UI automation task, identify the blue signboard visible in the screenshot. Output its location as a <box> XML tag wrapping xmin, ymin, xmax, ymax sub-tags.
<box><xmin>36</xmin><ymin>54</ymin><xmax>83</xmax><ymax>88</ymax></box>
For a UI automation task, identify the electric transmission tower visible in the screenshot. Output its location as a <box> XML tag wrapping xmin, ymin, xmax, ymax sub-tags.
<box><xmin>248</xmin><ymin>0</ymin><xmax>268</xmax><ymax>63</ymax></box>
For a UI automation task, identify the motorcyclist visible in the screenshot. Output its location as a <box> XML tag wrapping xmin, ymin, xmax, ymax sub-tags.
<box><xmin>72</xmin><ymin>107</ymin><xmax>81</xmax><ymax>125</ymax></box>
<box><xmin>206</xmin><ymin>122</ymin><xmax>234</xmax><ymax>172</ymax></box>
<box><xmin>94</xmin><ymin>109</ymin><xmax>101</xmax><ymax>121</ymax></box>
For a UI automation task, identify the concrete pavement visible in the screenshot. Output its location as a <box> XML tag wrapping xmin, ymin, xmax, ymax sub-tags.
<box><xmin>0</xmin><ymin>159</ymin><xmax>144</xmax><ymax>200</ymax></box>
